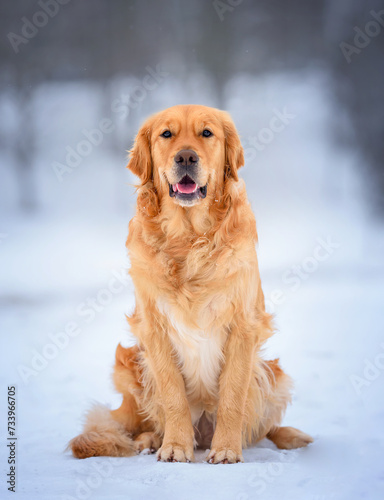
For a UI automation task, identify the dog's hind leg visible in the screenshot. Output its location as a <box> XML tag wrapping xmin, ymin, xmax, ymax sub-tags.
<box><xmin>69</xmin><ymin>344</ymin><xmax>156</xmax><ymax>458</ymax></box>
<box><xmin>133</xmin><ymin>431</ymin><xmax>162</xmax><ymax>454</ymax></box>
<box><xmin>267</xmin><ymin>425</ymin><xmax>313</xmax><ymax>449</ymax></box>
<box><xmin>246</xmin><ymin>359</ymin><xmax>313</xmax><ymax>450</ymax></box>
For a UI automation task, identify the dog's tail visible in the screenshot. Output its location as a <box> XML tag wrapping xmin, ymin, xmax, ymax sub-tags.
<box><xmin>68</xmin><ymin>344</ymin><xmax>150</xmax><ymax>459</ymax></box>
<box><xmin>68</xmin><ymin>404</ymin><xmax>136</xmax><ymax>458</ymax></box>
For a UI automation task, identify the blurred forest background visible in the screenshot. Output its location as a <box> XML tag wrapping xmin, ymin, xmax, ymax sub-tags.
<box><xmin>0</xmin><ymin>0</ymin><xmax>383</xmax><ymax>215</ymax></box>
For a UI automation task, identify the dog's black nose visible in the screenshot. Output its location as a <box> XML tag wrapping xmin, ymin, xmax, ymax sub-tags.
<box><xmin>174</xmin><ymin>149</ymin><xmax>198</xmax><ymax>167</ymax></box>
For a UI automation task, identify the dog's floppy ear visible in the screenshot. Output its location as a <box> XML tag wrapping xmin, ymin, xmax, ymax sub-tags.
<box><xmin>221</xmin><ymin>113</ymin><xmax>244</xmax><ymax>182</ymax></box>
<box><xmin>127</xmin><ymin>120</ymin><xmax>152</xmax><ymax>184</ymax></box>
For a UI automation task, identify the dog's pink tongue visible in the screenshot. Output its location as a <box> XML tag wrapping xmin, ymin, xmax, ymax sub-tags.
<box><xmin>176</xmin><ymin>182</ymin><xmax>197</xmax><ymax>194</ymax></box>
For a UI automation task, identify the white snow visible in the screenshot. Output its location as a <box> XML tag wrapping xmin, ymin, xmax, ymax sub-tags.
<box><xmin>1</xmin><ymin>69</ymin><xmax>384</xmax><ymax>499</ymax></box>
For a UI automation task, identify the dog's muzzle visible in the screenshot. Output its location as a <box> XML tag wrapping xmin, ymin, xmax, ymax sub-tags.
<box><xmin>168</xmin><ymin>150</ymin><xmax>208</xmax><ymax>204</ymax></box>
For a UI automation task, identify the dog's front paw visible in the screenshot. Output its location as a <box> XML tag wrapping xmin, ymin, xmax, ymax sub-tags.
<box><xmin>157</xmin><ymin>441</ymin><xmax>194</xmax><ymax>463</ymax></box>
<box><xmin>206</xmin><ymin>447</ymin><xmax>244</xmax><ymax>464</ymax></box>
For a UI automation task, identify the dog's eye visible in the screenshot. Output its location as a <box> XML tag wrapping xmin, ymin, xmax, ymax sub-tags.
<box><xmin>202</xmin><ymin>129</ymin><xmax>212</xmax><ymax>137</ymax></box>
<box><xmin>161</xmin><ymin>130</ymin><xmax>172</xmax><ymax>138</ymax></box>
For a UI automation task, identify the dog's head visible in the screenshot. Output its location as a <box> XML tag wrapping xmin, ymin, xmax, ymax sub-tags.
<box><xmin>127</xmin><ymin>105</ymin><xmax>244</xmax><ymax>208</ymax></box>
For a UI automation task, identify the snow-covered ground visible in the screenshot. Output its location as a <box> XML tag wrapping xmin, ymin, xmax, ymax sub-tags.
<box><xmin>1</xmin><ymin>70</ymin><xmax>384</xmax><ymax>499</ymax></box>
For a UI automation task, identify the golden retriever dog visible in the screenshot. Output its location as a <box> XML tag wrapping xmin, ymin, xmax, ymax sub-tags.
<box><xmin>69</xmin><ymin>104</ymin><xmax>313</xmax><ymax>463</ymax></box>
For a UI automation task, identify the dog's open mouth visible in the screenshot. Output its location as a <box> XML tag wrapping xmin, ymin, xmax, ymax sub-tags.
<box><xmin>169</xmin><ymin>175</ymin><xmax>207</xmax><ymax>202</ymax></box>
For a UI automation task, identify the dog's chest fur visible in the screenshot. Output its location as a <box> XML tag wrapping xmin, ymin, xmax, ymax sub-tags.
<box><xmin>156</xmin><ymin>296</ymin><xmax>228</xmax><ymax>419</ymax></box>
